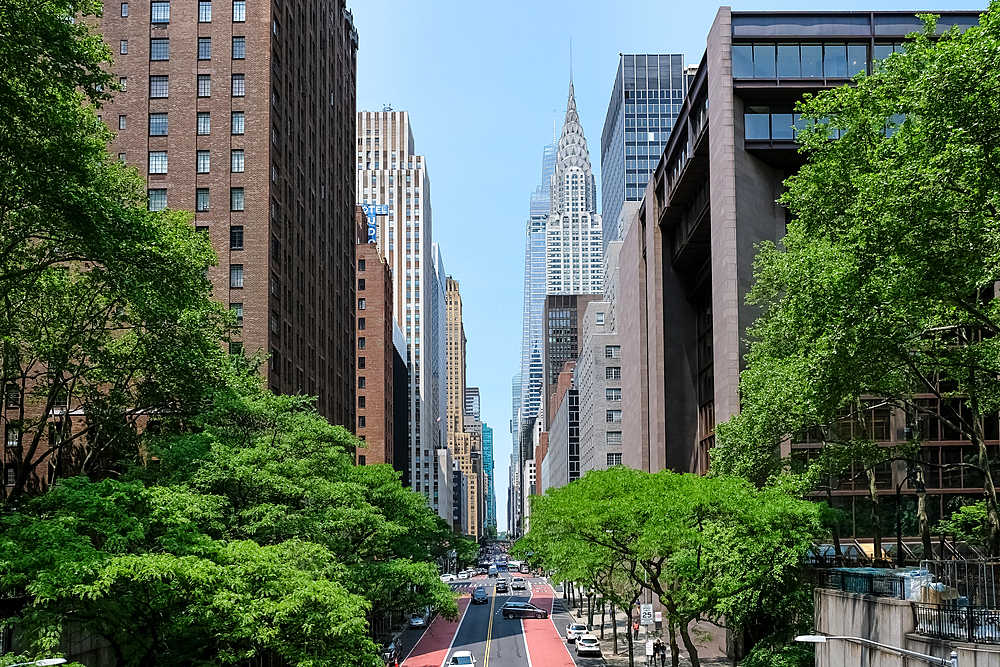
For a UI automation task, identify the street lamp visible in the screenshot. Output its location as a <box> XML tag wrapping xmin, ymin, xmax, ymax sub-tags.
<box><xmin>796</xmin><ymin>635</ymin><xmax>958</xmax><ymax>667</ymax></box>
<box><xmin>9</xmin><ymin>659</ymin><xmax>68</xmax><ymax>667</ymax></box>
<box><xmin>896</xmin><ymin>464</ymin><xmax>926</xmax><ymax>566</ymax></box>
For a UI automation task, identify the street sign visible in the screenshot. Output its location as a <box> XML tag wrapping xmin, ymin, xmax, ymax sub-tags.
<box><xmin>640</xmin><ymin>603</ymin><xmax>654</xmax><ymax>624</ymax></box>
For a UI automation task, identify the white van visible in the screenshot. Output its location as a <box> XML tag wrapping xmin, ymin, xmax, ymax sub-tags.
<box><xmin>488</xmin><ymin>564</ymin><xmax>498</xmax><ymax>577</ymax></box>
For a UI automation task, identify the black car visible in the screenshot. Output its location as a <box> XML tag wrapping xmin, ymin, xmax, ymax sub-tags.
<box><xmin>471</xmin><ymin>587</ymin><xmax>489</xmax><ymax>604</ymax></box>
<box><xmin>380</xmin><ymin>637</ymin><xmax>401</xmax><ymax>665</ymax></box>
<box><xmin>501</xmin><ymin>601</ymin><xmax>548</xmax><ymax>619</ymax></box>
<box><xmin>495</xmin><ymin>579</ymin><xmax>509</xmax><ymax>593</ymax></box>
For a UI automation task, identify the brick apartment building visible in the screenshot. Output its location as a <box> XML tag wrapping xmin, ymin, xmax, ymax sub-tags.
<box><xmin>355</xmin><ymin>239</ymin><xmax>395</xmax><ymax>466</ymax></box>
<box><xmin>96</xmin><ymin>0</ymin><xmax>360</xmax><ymax>427</ymax></box>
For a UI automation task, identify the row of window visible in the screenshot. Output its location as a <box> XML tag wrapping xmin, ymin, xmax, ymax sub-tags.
<box><xmin>147</xmin><ymin>150</ymin><xmax>245</xmax><ymax>174</ymax></box>
<box><xmin>147</xmin><ymin>187</ymin><xmax>243</xmax><ymax>212</ymax></box>
<box><xmin>124</xmin><ymin>36</ymin><xmax>245</xmax><ymax>60</ymax></box>
<box><xmin>148</xmin><ymin>74</ymin><xmax>245</xmax><ymax>98</ymax></box>
<box><xmin>732</xmin><ymin>42</ymin><xmax>868</xmax><ymax>80</ymax></box>
<box><xmin>138</xmin><ymin>0</ymin><xmax>246</xmax><ymax>22</ymax></box>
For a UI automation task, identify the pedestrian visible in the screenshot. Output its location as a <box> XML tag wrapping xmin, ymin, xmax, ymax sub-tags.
<box><xmin>660</xmin><ymin>639</ymin><xmax>667</xmax><ymax>667</ymax></box>
<box><xmin>654</xmin><ymin>639</ymin><xmax>664</xmax><ymax>667</ymax></box>
<box><xmin>633</xmin><ymin>620</ymin><xmax>639</xmax><ymax>639</ymax></box>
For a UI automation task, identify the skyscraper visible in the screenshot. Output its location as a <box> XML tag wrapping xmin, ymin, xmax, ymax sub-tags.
<box><xmin>356</xmin><ymin>112</ymin><xmax>449</xmax><ymax>520</ymax></box>
<box><xmin>99</xmin><ymin>0</ymin><xmax>360</xmax><ymax>427</ymax></box>
<box><xmin>546</xmin><ymin>79</ymin><xmax>604</xmax><ymax>295</ymax></box>
<box><xmin>601</xmin><ymin>54</ymin><xmax>687</xmax><ymax>249</ymax></box>
<box><xmin>482</xmin><ymin>423</ymin><xmax>496</xmax><ymax>535</ymax></box>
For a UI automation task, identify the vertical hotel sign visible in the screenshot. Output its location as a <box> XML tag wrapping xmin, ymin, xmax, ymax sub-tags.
<box><xmin>361</xmin><ymin>204</ymin><xmax>388</xmax><ymax>244</ymax></box>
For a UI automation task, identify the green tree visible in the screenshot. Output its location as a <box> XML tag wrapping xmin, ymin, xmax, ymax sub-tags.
<box><xmin>713</xmin><ymin>6</ymin><xmax>1000</xmax><ymax>554</ymax></box>
<box><xmin>525</xmin><ymin>467</ymin><xmax>822</xmax><ymax>667</ymax></box>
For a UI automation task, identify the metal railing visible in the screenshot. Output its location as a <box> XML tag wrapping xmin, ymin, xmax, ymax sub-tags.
<box><xmin>914</xmin><ymin>603</ymin><xmax>1000</xmax><ymax>644</ymax></box>
<box><xmin>816</xmin><ymin>569</ymin><xmax>905</xmax><ymax>599</ymax></box>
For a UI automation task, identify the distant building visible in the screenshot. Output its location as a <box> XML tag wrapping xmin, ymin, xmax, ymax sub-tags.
<box><xmin>355</xmin><ymin>240</ymin><xmax>395</xmax><ymax>466</ymax></box>
<box><xmin>576</xmin><ymin>300</ymin><xmax>622</xmax><ymax>473</ymax></box>
<box><xmin>465</xmin><ymin>387</ymin><xmax>481</xmax><ymax>422</ymax></box>
<box><xmin>601</xmin><ymin>54</ymin><xmax>687</xmax><ymax>249</ymax></box>
<box><xmin>544</xmin><ymin>294</ymin><xmax>600</xmax><ymax>427</ymax></box>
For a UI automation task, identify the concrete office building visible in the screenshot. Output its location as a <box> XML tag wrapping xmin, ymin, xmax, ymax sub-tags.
<box><xmin>601</xmin><ymin>54</ymin><xmax>687</xmax><ymax>250</ymax></box>
<box><xmin>620</xmin><ymin>7</ymin><xmax>983</xmax><ymax>494</ymax></box>
<box><xmin>577</xmin><ymin>300</ymin><xmax>623</xmax><ymax>473</ymax></box>
<box><xmin>98</xmin><ymin>0</ymin><xmax>359</xmax><ymax>427</ymax></box>
<box><xmin>357</xmin><ymin>112</ymin><xmax>449</xmax><ymax>518</ymax></box>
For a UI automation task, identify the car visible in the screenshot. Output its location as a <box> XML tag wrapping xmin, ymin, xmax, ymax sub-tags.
<box><xmin>457</xmin><ymin>571</ymin><xmax>470</xmax><ymax>580</ymax></box>
<box><xmin>440</xmin><ymin>574</ymin><xmax>457</xmax><ymax>582</ymax></box>
<box><xmin>488</xmin><ymin>565</ymin><xmax>498</xmax><ymax>577</ymax></box>
<box><xmin>576</xmin><ymin>634</ymin><xmax>601</xmax><ymax>656</ymax></box>
<box><xmin>511</xmin><ymin>577</ymin><xmax>526</xmax><ymax>590</ymax></box>
<box><xmin>566</xmin><ymin>623</ymin><xmax>588</xmax><ymax>643</ymax></box>
<box><xmin>409</xmin><ymin>613</ymin><xmax>427</xmax><ymax>628</ymax></box>
<box><xmin>500</xmin><ymin>601</ymin><xmax>548</xmax><ymax>619</ymax></box>
<box><xmin>471</xmin><ymin>587</ymin><xmax>489</xmax><ymax>604</ymax></box>
<box><xmin>380</xmin><ymin>638</ymin><xmax>401</xmax><ymax>665</ymax></box>
<box><xmin>449</xmin><ymin>650</ymin><xmax>476</xmax><ymax>665</ymax></box>
<box><xmin>495</xmin><ymin>579</ymin><xmax>509</xmax><ymax>593</ymax></box>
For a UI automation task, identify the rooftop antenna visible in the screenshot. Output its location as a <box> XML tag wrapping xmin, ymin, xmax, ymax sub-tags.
<box><xmin>552</xmin><ymin>110</ymin><xmax>558</xmax><ymax>144</ymax></box>
<box><xmin>570</xmin><ymin>38</ymin><xmax>573</xmax><ymax>84</ymax></box>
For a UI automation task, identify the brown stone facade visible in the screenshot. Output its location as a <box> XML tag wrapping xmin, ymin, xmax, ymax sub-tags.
<box><xmin>97</xmin><ymin>0</ymin><xmax>359</xmax><ymax>428</ymax></box>
<box><xmin>355</xmin><ymin>242</ymin><xmax>394</xmax><ymax>466</ymax></box>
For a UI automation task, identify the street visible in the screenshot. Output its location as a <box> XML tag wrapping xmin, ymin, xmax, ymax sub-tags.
<box><xmin>400</xmin><ymin>574</ymin><xmax>604</xmax><ymax>667</ymax></box>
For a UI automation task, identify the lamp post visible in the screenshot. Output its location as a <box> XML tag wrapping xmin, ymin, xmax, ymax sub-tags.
<box><xmin>796</xmin><ymin>634</ymin><xmax>957</xmax><ymax>667</ymax></box>
<box><xmin>9</xmin><ymin>660</ymin><xmax>68</xmax><ymax>667</ymax></box>
<box><xmin>896</xmin><ymin>465</ymin><xmax>926</xmax><ymax>566</ymax></box>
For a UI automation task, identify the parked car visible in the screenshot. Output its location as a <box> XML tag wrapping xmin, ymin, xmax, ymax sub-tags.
<box><xmin>511</xmin><ymin>577</ymin><xmax>526</xmax><ymax>590</ymax></box>
<box><xmin>500</xmin><ymin>601</ymin><xmax>548</xmax><ymax>619</ymax></box>
<box><xmin>576</xmin><ymin>634</ymin><xmax>601</xmax><ymax>656</ymax></box>
<box><xmin>471</xmin><ymin>587</ymin><xmax>489</xmax><ymax>605</ymax></box>
<box><xmin>495</xmin><ymin>578</ymin><xmax>509</xmax><ymax>593</ymax></box>
<box><xmin>440</xmin><ymin>574</ymin><xmax>457</xmax><ymax>582</ymax></box>
<box><xmin>409</xmin><ymin>613</ymin><xmax>427</xmax><ymax>628</ymax></box>
<box><xmin>566</xmin><ymin>623</ymin><xmax>588</xmax><ymax>643</ymax></box>
<box><xmin>380</xmin><ymin>638</ymin><xmax>401</xmax><ymax>665</ymax></box>
<box><xmin>449</xmin><ymin>651</ymin><xmax>476</xmax><ymax>665</ymax></box>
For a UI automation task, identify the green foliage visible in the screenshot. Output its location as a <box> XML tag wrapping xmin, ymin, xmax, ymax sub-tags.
<box><xmin>937</xmin><ymin>500</ymin><xmax>989</xmax><ymax>547</ymax></box>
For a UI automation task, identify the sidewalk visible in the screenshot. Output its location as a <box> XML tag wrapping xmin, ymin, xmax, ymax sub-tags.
<box><xmin>547</xmin><ymin>581</ymin><xmax>731</xmax><ymax>667</ymax></box>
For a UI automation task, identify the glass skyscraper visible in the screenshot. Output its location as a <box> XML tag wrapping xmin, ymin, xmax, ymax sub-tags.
<box><xmin>600</xmin><ymin>54</ymin><xmax>687</xmax><ymax>249</ymax></box>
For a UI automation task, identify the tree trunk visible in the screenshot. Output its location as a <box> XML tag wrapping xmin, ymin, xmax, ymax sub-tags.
<box><xmin>917</xmin><ymin>466</ymin><xmax>933</xmax><ymax>559</ymax></box>
<box><xmin>600</xmin><ymin>599</ymin><xmax>606</xmax><ymax>639</ymax></box>
<box><xmin>677</xmin><ymin>619</ymin><xmax>700</xmax><ymax>667</ymax></box>
<box><xmin>866</xmin><ymin>466</ymin><xmax>883</xmax><ymax>562</ymax></box>
<box><xmin>611</xmin><ymin>603</ymin><xmax>618</xmax><ymax>654</ymax></box>
<box><xmin>626</xmin><ymin>609</ymin><xmax>634</xmax><ymax>667</ymax></box>
<box><xmin>669</xmin><ymin>623</ymin><xmax>679</xmax><ymax>667</ymax></box>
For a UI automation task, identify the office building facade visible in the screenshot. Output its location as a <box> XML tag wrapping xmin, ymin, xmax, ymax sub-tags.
<box><xmin>98</xmin><ymin>0</ymin><xmax>359</xmax><ymax>427</ymax></box>
<box><xmin>601</xmin><ymin>54</ymin><xmax>687</xmax><ymax>250</ymax></box>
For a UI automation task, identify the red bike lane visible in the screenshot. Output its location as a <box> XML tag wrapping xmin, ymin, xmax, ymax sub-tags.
<box><xmin>525</xmin><ymin>582</ymin><xmax>576</xmax><ymax>667</ymax></box>
<box><xmin>401</xmin><ymin>597</ymin><xmax>470</xmax><ymax>667</ymax></box>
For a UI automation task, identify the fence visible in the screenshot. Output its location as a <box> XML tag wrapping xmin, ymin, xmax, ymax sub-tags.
<box><xmin>816</xmin><ymin>569</ymin><xmax>905</xmax><ymax>599</ymax></box>
<box><xmin>914</xmin><ymin>603</ymin><xmax>1000</xmax><ymax>644</ymax></box>
<box><xmin>922</xmin><ymin>560</ymin><xmax>1000</xmax><ymax>608</ymax></box>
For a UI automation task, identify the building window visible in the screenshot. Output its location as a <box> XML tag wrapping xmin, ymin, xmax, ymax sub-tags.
<box><xmin>147</xmin><ymin>113</ymin><xmax>167</xmax><ymax>136</ymax></box>
<box><xmin>596</xmin><ymin>312</ymin><xmax>605</xmax><ymax>325</ymax></box>
<box><xmin>232</xmin><ymin>0</ymin><xmax>245</xmax><ymax>21</ymax></box>
<box><xmin>358</xmin><ymin>337</ymin><xmax>366</xmax><ymax>350</ymax></box>
<box><xmin>149</xmin><ymin>75</ymin><xmax>168</xmax><ymax>97</ymax></box>
<box><xmin>605</xmin><ymin>345</ymin><xmax>621</xmax><ymax>359</ymax></box>
<box><xmin>358</xmin><ymin>415</ymin><xmax>366</xmax><ymax>428</ymax></box>
<box><xmin>150</xmin><ymin>38</ymin><xmax>168</xmax><ymax>60</ymax></box>
<box><xmin>607</xmin><ymin>431</ymin><xmax>623</xmax><ymax>446</ymax></box>
<box><xmin>197</xmin><ymin>112</ymin><xmax>210</xmax><ymax>135</ymax></box>
<box><xmin>198</xmin><ymin>0</ymin><xmax>211</xmax><ymax>21</ymax></box>
<box><xmin>118</xmin><ymin>152</ymin><xmax>126</xmax><ymax>162</ymax></box>
<box><xmin>230</xmin><ymin>187</ymin><xmax>244</xmax><ymax>211</ymax></box>
<box><xmin>232</xmin><ymin>36</ymin><xmax>245</xmax><ymax>59</ymax></box>
<box><xmin>195</xmin><ymin>225</ymin><xmax>208</xmax><ymax>234</ymax></box>
<box><xmin>358</xmin><ymin>298</ymin><xmax>366</xmax><ymax>310</ymax></box>
<box><xmin>358</xmin><ymin>278</ymin><xmax>366</xmax><ymax>291</ymax></box>
<box><xmin>198</xmin><ymin>37</ymin><xmax>211</xmax><ymax>60</ymax></box>
<box><xmin>148</xmin><ymin>189</ymin><xmax>167</xmax><ymax>211</ymax></box>
<box><xmin>5</xmin><ymin>385</ymin><xmax>19</xmax><ymax>410</ymax></box>
<box><xmin>230</xmin><ymin>264</ymin><xmax>244</xmax><ymax>288</ymax></box>
<box><xmin>358</xmin><ymin>455</ymin><xmax>366</xmax><ymax>465</ymax></box>
<box><xmin>231</xmin><ymin>111</ymin><xmax>244</xmax><ymax>134</ymax></box>
<box><xmin>606</xmin><ymin>367</ymin><xmax>621</xmax><ymax>380</ymax></box>
<box><xmin>119</xmin><ymin>76</ymin><xmax>127</xmax><ymax>90</ymax></box>
<box><xmin>358</xmin><ymin>377</ymin><xmax>365</xmax><ymax>389</ymax></box>
<box><xmin>197</xmin><ymin>74</ymin><xmax>211</xmax><ymax>97</ymax></box>
<box><xmin>358</xmin><ymin>396</ymin><xmax>366</xmax><ymax>408</ymax></box>
<box><xmin>230</xmin><ymin>303</ymin><xmax>243</xmax><ymax>325</ymax></box>
<box><xmin>358</xmin><ymin>356</ymin><xmax>365</xmax><ymax>369</ymax></box>
<box><xmin>120</xmin><ymin>2</ymin><xmax>128</xmax><ymax>16</ymax></box>
<box><xmin>4</xmin><ymin>464</ymin><xmax>16</xmax><ymax>486</ymax></box>
<box><xmin>196</xmin><ymin>188</ymin><xmax>209</xmax><ymax>211</ymax></box>
<box><xmin>197</xmin><ymin>150</ymin><xmax>210</xmax><ymax>173</ymax></box>
<box><xmin>150</xmin><ymin>0</ymin><xmax>169</xmax><ymax>22</ymax></box>
<box><xmin>606</xmin><ymin>388</ymin><xmax>622</xmax><ymax>401</ymax></box>
<box><xmin>230</xmin><ymin>225</ymin><xmax>243</xmax><ymax>249</ymax></box>
<box><xmin>357</xmin><ymin>317</ymin><xmax>365</xmax><ymax>330</ymax></box>
<box><xmin>229</xmin><ymin>341</ymin><xmax>243</xmax><ymax>355</ymax></box>
<box><xmin>148</xmin><ymin>151</ymin><xmax>167</xmax><ymax>174</ymax></box>
<box><xmin>120</xmin><ymin>39</ymin><xmax>128</xmax><ymax>54</ymax></box>
<box><xmin>606</xmin><ymin>410</ymin><xmax>622</xmax><ymax>423</ymax></box>
<box><xmin>231</xmin><ymin>73</ymin><xmax>245</xmax><ymax>97</ymax></box>
<box><xmin>118</xmin><ymin>114</ymin><xmax>126</xmax><ymax>130</ymax></box>
<box><xmin>230</xmin><ymin>149</ymin><xmax>244</xmax><ymax>173</ymax></box>
<box><xmin>5</xmin><ymin>425</ymin><xmax>20</xmax><ymax>449</ymax></box>
<box><xmin>358</xmin><ymin>259</ymin><xmax>366</xmax><ymax>271</ymax></box>
<box><xmin>607</xmin><ymin>452</ymin><xmax>623</xmax><ymax>466</ymax></box>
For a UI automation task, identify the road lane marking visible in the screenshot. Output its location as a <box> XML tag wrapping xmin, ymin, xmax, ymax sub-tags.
<box><xmin>484</xmin><ymin>585</ymin><xmax>496</xmax><ymax>667</ymax></box>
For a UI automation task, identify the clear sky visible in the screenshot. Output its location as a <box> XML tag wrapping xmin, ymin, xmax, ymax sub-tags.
<box><xmin>351</xmin><ymin>0</ymin><xmax>984</xmax><ymax>533</ymax></box>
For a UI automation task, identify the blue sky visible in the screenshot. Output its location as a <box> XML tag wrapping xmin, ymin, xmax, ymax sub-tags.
<box><xmin>351</xmin><ymin>0</ymin><xmax>984</xmax><ymax>533</ymax></box>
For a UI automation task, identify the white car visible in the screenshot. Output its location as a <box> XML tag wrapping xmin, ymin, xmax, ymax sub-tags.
<box><xmin>457</xmin><ymin>571</ymin><xmax>470</xmax><ymax>580</ymax></box>
<box><xmin>440</xmin><ymin>574</ymin><xmax>457</xmax><ymax>582</ymax></box>
<box><xmin>511</xmin><ymin>577</ymin><xmax>526</xmax><ymax>590</ymax></box>
<box><xmin>576</xmin><ymin>634</ymin><xmax>601</xmax><ymax>656</ymax></box>
<box><xmin>449</xmin><ymin>650</ymin><xmax>476</xmax><ymax>665</ymax></box>
<box><xmin>566</xmin><ymin>623</ymin><xmax>588</xmax><ymax>643</ymax></box>
<box><xmin>409</xmin><ymin>613</ymin><xmax>427</xmax><ymax>628</ymax></box>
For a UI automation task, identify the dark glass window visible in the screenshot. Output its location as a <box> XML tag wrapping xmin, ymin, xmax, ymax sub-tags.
<box><xmin>801</xmin><ymin>44</ymin><xmax>823</xmax><ymax>77</ymax></box>
<box><xmin>824</xmin><ymin>44</ymin><xmax>848</xmax><ymax>78</ymax></box>
<box><xmin>230</xmin><ymin>225</ymin><xmax>243</xmax><ymax>249</ymax></box>
<box><xmin>732</xmin><ymin>44</ymin><xmax>753</xmax><ymax>78</ymax></box>
<box><xmin>753</xmin><ymin>44</ymin><xmax>775</xmax><ymax>78</ymax></box>
<box><xmin>196</xmin><ymin>188</ymin><xmax>209</xmax><ymax>211</ymax></box>
<box><xmin>777</xmin><ymin>44</ymin><xmax>800</xmax><ymax>77</ymax></box>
